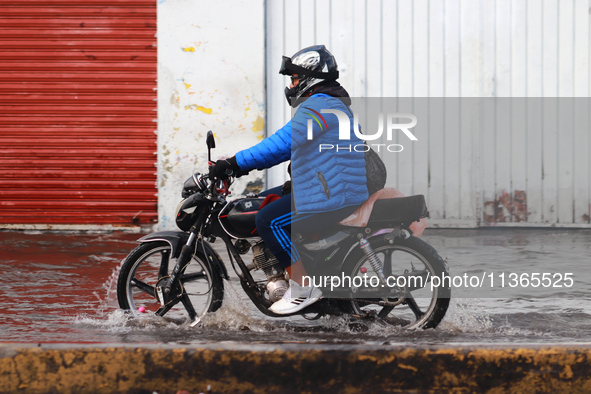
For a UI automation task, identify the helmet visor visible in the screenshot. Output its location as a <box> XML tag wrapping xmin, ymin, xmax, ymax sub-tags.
<box><xmin>279</xmin><ymin>56</ymin><xmax>293</xmax><ymax>75</ymax></box>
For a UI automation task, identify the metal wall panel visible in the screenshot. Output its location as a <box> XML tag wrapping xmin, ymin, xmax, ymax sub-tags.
<box><xmin>265</xmin><ymin>0</ymin><xmax>591</xmax><ymax>227</ymax></box>
<box><xmin>0</xmin><ymin>0</ymin><xmax>157</xmax><ymax>226</ymax></box>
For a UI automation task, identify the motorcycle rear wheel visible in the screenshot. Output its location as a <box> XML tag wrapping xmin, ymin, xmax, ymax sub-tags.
<box><xmin>117</xmin><ymin>241</ymin><xmax>223</xmax><ymax>323</ymax></box>
<box><xmin>343</xmin><ymin>235</ymin><xmax>450</xmax><ymax>329</ymax></box>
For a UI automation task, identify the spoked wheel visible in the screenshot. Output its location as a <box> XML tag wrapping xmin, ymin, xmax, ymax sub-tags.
<box><xmin>117</xmin><ymin>241</ymin><xmax>223</xmax><ymax>323</ymax></box>
<box><xmin>343</xmin><ymin>235</ymin><xmax>450</xmax><ymax>329</ymax></box>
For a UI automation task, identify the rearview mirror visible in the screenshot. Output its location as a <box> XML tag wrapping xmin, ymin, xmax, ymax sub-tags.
<box><xmin>206</xmin><ymin>131</ymin><xmax>215</xmax><ymax>162</ymax></box>
<box><xmin>206</xmin><ymin>131</ymin><xmax>216</xmax><ymax>149</ymax></box>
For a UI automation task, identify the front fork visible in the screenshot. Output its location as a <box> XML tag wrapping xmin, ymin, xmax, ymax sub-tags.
<box><xmin>156</xmin><ymin>204</ymin><xmax>210</xmax><ymax>320</ymax></box>
<box><xmin>153</xmin><ymin>231</ymin><xmax>199</xmax><ymax>319</ymax></box>
<box><xmin>164</xmin><ymin>232</ymin><xmax>197</xmax><ymax>297</ymax></box>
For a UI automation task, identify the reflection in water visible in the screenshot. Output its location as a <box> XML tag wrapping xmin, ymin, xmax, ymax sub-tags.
<box><xmin>1</xmin><ymin>229</ymin><xmax>591</xmax><ymax>345</ymax></box>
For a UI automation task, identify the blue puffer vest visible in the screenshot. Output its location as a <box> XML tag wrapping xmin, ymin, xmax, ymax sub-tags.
<box><xmin>236</xmin><ymin>93</ymin><xmax>368</xmax><ymax>214</ymax></box>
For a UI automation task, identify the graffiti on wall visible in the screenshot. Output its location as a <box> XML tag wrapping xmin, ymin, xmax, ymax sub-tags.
<box><xmin>483</xmin><ymin>190</ymin><xmax>527</xmax><ymax>224</ymax></box>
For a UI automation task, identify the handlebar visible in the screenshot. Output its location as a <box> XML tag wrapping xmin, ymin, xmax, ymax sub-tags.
<box><xmin>182</xmin><ymin>171</ymin><xmax>231</xmax><ymax>199</ymax></box>
<box><xmin>182</xmin><ymin>156</ymin><xmax>251</xmax><ymax>199</ymax></box>
<box><xmin>214</xmin><ymin>178</ymin><xmax>232</xmax><ymax>197</ymax></box>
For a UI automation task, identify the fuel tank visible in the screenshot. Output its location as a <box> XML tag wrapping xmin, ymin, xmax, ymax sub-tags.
<box><xmin>218</xmin><ymin>197</ymin><xmax>265</xmax><ymax>238</ymax></box>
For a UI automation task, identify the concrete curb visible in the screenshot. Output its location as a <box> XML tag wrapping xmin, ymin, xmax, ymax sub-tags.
<box><xmin>1</xmin><ymin>344</ymin><xmax>591</xmax><ymax>393</ymax></box>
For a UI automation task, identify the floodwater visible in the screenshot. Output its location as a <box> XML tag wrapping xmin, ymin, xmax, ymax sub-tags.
<box><xmin>1</xmin><ymin>228</ymin><xmax>591</xmax><ymax>346</ymax></box>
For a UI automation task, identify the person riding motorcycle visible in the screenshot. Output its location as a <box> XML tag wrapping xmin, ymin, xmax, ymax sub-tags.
<box><xmin>210</xmin><ymin>45</ymin><xmax>368</xmax><ymax>314</ymax></box>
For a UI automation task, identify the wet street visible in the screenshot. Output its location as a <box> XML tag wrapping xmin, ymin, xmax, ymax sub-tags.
<box><xmin>1</xmin><ymin>228</ymin><xmax>591</xmax><ymax>346</ymax></box>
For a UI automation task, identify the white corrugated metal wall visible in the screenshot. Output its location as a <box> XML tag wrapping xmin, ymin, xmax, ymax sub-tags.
<box><xmin>265</xmin><ymin>0</ymin><xmax>591</xmax><ymax>227</ymax></box>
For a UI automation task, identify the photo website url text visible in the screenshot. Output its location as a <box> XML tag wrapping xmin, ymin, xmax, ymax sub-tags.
<box><xmin>302</xmin><ymin>272</ymin><xmax>574</xmax><ymax>292</ymax></box>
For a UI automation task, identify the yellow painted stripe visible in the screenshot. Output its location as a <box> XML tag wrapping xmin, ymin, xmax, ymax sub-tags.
<box><xmin>2</xmin><ymin>345</ymin><xmax>591</xmax><ymax>393</ymax></box>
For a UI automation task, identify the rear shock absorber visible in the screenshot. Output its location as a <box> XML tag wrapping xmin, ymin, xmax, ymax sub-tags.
<box><xmin>359</xmin><ymin>237</ymin><xmax>387</xmax><ymax>285</ymax></box>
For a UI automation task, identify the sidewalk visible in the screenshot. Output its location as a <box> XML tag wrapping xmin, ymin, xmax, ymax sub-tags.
<box><xmin>2</xmin><ymin>343</ymin><xmax>591</xmax><ymax>393</ymax></box>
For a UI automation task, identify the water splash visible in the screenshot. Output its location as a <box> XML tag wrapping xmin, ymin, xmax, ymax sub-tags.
<box><xmin>201</xmin><ymin>280</ymin><xmax>281</xmax><ymax>332</ymax></box>
<box><xmin>439</xmin><ymin>298</ymin><xmax>494</xmax><ymax>333</ymax></box>
<box><xmin>89</xmin><ymin>258</ymin><xmax>126</xmax><ymax>317</ymax></box>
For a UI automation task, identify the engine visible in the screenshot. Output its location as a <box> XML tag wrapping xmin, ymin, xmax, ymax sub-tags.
<box><xmin>251</xmin><ymin>241</ymin><xmax>289</xmax><ymax>302</ymax></box>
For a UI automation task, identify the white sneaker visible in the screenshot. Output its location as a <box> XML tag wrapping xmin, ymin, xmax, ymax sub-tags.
<box><xmin>269</xmin><ymin>279</ymin><xmax>323</xmax><ymax>315</ymax></box>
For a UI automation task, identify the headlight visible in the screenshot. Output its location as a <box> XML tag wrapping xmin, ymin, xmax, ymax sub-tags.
<box><xmin>182</xmin><ymin>172</ymin><xmax>208</xmax><ymax>198</ymax></box>
<box><xmin>175</xmin><ymin>192</ymin><xmax>204</xmax><ymax>231</ymax></box>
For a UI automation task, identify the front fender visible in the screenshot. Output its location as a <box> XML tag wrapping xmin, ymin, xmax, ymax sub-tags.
<box><xmin>138</xmin><ymin>231</ymin><xmax>229</xmax><ymax>280</ymax></box>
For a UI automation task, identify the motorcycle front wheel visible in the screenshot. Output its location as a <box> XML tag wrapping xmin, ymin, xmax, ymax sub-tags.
<box><xmin>117</xmin><ymin>241</ymin><xmax>223</xmax><ymax>323</ymax></box>
<box><xmin>343</xmin><ymin>235</ymin><xmax>450</xmax><ymax>329</ymax></box>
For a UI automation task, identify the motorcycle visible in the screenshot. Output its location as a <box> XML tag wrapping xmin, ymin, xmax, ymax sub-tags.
<box><xmin>117</xmin><ymin>131</ymin><xmax>450</xmax><ymax>329</ymax></box>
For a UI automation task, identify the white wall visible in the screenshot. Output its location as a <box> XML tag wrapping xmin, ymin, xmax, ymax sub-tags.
<box><xmin>266</xmin><ymin>0</ymin><xmax>591</xmax><ymax>227</ymax></box>
<box><xmin>157</xmin><ymin>0</ymin><xmax>266</xmax><ymax>230</ymax></box>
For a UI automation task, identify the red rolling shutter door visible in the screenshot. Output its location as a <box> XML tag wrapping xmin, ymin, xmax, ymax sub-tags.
<box><xmin>0</xmin><ymin>0</ymin><xmax>157</xmax><ymax>226</ymax></box>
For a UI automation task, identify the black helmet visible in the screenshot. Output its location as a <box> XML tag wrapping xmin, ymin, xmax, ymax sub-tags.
<box><xmin>279</xmin><ymin>45</ymin><xmax>339</xmax><ymax>107</ymax></box>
